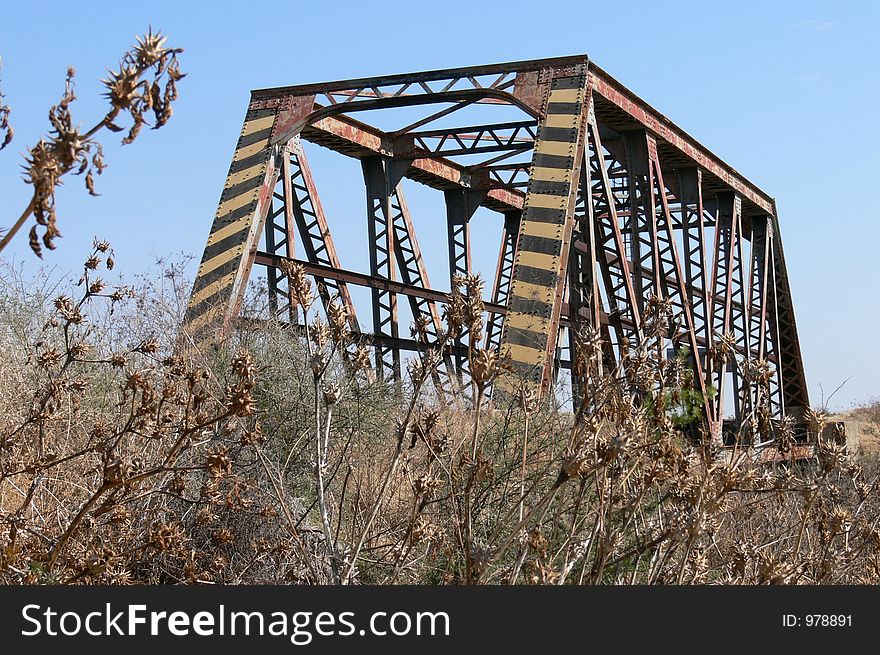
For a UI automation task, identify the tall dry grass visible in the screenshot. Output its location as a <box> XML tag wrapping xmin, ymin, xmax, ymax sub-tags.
<box><xmin>0</xmin><ymin>247</ymin><xmax>878</xmax><ymax>585</ymax></box>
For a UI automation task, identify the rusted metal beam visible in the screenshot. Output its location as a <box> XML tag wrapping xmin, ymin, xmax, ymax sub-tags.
<box><xmin>285</xmin><ymin>140</ymin><xmax>360</xmax><ymax>332</ymax></box>
<box><xmin>587</xmin><ymin>114</ymin><xmax>643</xmax><ymax>350</ymax></box>
<box><xmin>444</xmin><ymin>188</ymin><xmax>480</xmax><ymax>376</ymax></box>
<box><xmin>676</xmin><ymin>167</ymin><xmax>712</xmax><ymax>351</ymax></box>
<box><xmin>264</xmin><ymin>149</ymin><xmax>297</xmax><ymax>323</ymax></box>
<box><xmin>303</xmin><ymin>114</ymin><xmax>525</xmax><ymax>212</ymax></box>
<box><xmin>497</xmin><ymin>63</ymin><xmax>591</xmax><ymax>394</ymax></box>
<box><xmin>590</xmin><ymin>65</ymin><xmax>775</xmax><ymax>215</ymax></box>
<box><xmin>266</xmin><ymin>58</ymin><xmax>777</xmax><ymax>217</ymax></box>
<box><xmin>708</xmin><ymin>192</ymin><xmax>743</xmax><ymax>425</ymax></box>
<box><xmin>396</xmin><ymin>120</ymin><xmax>537</xmax><ymax>159</ymax></box>
<box><xmin>644</xmin><ymin>132</ymin><xmax>712</xmax><ymax>422</ymax></box>
<box><xmin>486</xmin><ymin>211</ymin><xmax>520</xmax><ymax>355</ymax></box>
<box><xmin>252</xmin><ymin>253</ymin><xmax>603</xmax><ymax>333</ymax></box>
<box><xmin>255</xmin><ymin>252</ymin><xmax>505</xmax><ymax>317</ymax></box>
<box><xmin>567</xmin><ymin>162</ymin><xmax>608</xmax><ymax>395</ymax></box>
<box><xmin>387</xmin><ymin>183</ymin><xmax>458</xmax><ymax>394</ymax></box>
<box><xmin>250</xmin><ymin>55</ymin><xmax>587</xmax><ymax>99</ymax></box>
<box><xmin>768</xmin><ymin>204</ymin><xmax>810</xmax><ymax>418</ymax></box>
<box><xmin>362</xmin><ymin>156</ymin><xmax>401</xmax><ymax>380</ymax></box>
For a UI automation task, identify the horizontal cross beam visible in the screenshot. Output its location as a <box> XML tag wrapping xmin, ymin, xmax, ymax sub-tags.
<box><xmin>397</xmin><ymin>120</ymin><xmax>538</xmax><ymax>158</ymax></box>
<box><xmin>253</xmin><ymin>252</ymin><xmax>592</xmax><ymax>332</ymax></box>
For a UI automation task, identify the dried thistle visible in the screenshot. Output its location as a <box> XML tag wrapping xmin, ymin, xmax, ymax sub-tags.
<box><xmin>412</xmin><ymin>517</ymin><xmax>440</xmax><ymax>544</ymax></box>
<box><xmin>206</xmin><ymin>445</ymin><xmax>233</xmax><ymax>478</ymax></box>
<box><xmin>0</xmin><ymin>57</ymin><xmax>12</xmax><ymax>150</ymax></box>
<box><xmin>212</xmin><ymin>527</ymin><xmax>234</xmax><ymax>546</ymax></box>
<box><xmin>102</xmin><ymin>29</ymin><xmax>184</xmax><ymax>143</ymax></box>
<box><xmin>326</xmin><ymin>300</ymin><xmax>351</xmax><ymax>345</ymax></box>
<box><xmin>519</xmin><ymin>386</ymin><xmax>540</xmax><ymax>414</ymax></box>
<box><xmin>310</xmin><ymin>319</ymin><xmax>331</xmax><ymax>350</ymax></box>
<box><xmin>463</xmin><ymin>274</ymin><xmax>485</xmax><ymax>344</ymax></box>
<box><xmin>2</xmin><ymin>29</ymin><xmax>184</xmax><ymax>257</ymax></box>
<box><xmin>411</xmin><ymin>314</ymin><xmax>432</xmax><ymax>343</ymax></box>
<box><xmin>281</xmin><ymin>260</ymin><xmax>314</xmax><ymax>309</ymax></box>
<box><xmin>572</xmin><ymin>323</ymin><xmax>603</xmax><ymax>377</ymax></box>
<box><xmin>443</xmin><ymin>275</ymin><xmax>466</xmax><ymax>339</ymax></box>
<box><xmin>806</xmin><ymin>407</ymin><xmax>828</xmax><ymax>434</ymax></box>
<box><xmin>351</xmin><ymin>345</ymin><xmax>371</xmax><ymax>372</ymax></box>
<box><xmin>322</xmin><ymin>383</ymin><xmax>341</xmax><ymax>406</ymax></box>
<box><xmin>470</xmin><ymin>348</ymin><xmax>502</xmax><ymax>391</ymax></box>
<box><xmin>413</xmin><ymin>473</ymin><xmax>441</xmax><ymax>498</ymax></box>
<box><xmin>148</xmin><ymin>522</ymin><xmax>185</xmax><ymax>553</ymax></box>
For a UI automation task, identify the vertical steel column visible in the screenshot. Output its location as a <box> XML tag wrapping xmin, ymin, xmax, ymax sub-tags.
<box><xmin>762</xmin><ymin>216</ymin><xmax>786</xmax><ymax>416</ymax></box>
<box><xmin>362</xmin><ymin>156</ymin><xmax>401</xmax><ymax>381</ymax></box>
<box><xmin>623</xmin><ymin>131</ymin><xmax>662</xmax><ymax>311</ymax></box>
<box><xmin>265</xmin><ymin>149</ymin><xmax>298</xmax><ymax>324</ymax></box>
<box><xmin>264</xmin><ymin>193</ymin><xmax>283</xmax><ymax>317</ymax></box>
<box><xmin>486</xmin><ymin>211</ymin><xmax>520</xmax><ymax>355</ymax></box>
<box><xmin>748</xmin><ymin>215</ymin><xmax>781</xmax><ymax>420</ymax></box>
<box><xmin>568</xmin><ymin>163</ymin><xmax>604</xmax><ymax>402</ymax></box>
<box><xmin>444</xmin><ymin>188</ymin><xmax>480</xmax><ymax>377</ymax></box>
<box><xmin>709</xmin><ymin>192</ymin><xmax>742</xmax><ymax>425</ymax></box>
<box><xmin>677</xmin><ymin>168</ymin><xmax>711</xmax><ymax>351</ymax></box>
<box><xmin>747</xmin><ymin>219</ymin><xmax>767</xmax><ymax>360</ymax></box>
<box><xmin>730</xmin><ymin>212</ymin><xmax>752</xmax><ymax>423</ymax></box>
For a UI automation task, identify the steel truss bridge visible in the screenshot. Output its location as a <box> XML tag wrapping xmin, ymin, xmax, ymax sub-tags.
<box><xmin>183</xmin><ymin>55</ymin><xmax>809</xmax><ymax>434</ymax></box>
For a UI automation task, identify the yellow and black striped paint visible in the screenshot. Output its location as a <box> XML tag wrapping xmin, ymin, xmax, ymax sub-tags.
<box><xmin>184</xmin><ymin>106</ymin><xmax>278</xmax><ymax>345</ymax></box>
<box><xmin>496</xmin><ymin>69</ymin><xmax>590</xmax><ymax>395</ymax></box>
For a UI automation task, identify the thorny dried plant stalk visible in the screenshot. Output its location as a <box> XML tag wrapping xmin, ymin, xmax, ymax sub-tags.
<box><xmin>0</xmin><ymin>57</ymin><xmax>12</xmax><ymax>151</ymax></box>
<box><xmin>1</xmin><ymin>243</ymin><xmax>879</xmax><ymax>587</ymax></box>
<box><xmin>0</xmin><ymin>29</ymin><xmax>184</xmax><ymax>257</ymax></box>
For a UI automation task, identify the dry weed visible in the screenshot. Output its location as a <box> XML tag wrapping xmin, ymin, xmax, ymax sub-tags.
<box><xmin>1</xmin><ymin>247</ymin><xmax>879</xmax><ymax>585</ymax></box>
<box><xmin>0</xmin><ymin>30</ymin><xmax>184</xmax><ymax>257</ymax></box>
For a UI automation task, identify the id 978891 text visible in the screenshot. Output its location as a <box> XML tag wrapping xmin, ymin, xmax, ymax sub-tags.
<box><xmin>782</xmin><ymin>615</ymin><xmax>852</xmax><ymax>628</ymax></box>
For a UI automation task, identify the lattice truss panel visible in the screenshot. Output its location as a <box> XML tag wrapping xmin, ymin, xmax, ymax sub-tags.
<box><xmin>183</xmin><ymin>55</ymin><xmax>809</xmax><ymax>427</ymax></box>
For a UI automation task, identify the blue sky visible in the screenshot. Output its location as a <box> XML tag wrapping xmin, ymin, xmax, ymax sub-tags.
<box><xmin>0</xmin><ymin>0</ymin><xmax>877</xmax><ymax>410</ymax></box>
